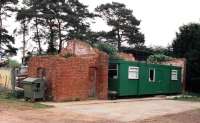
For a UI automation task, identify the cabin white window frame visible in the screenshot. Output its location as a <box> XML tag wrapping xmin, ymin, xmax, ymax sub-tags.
<box><xmin>128</xmin><ymin>66</ymin><xmax>139</xmax><ymax>79</ymax></box>
<box><xmin>149</xmin><ymin>68</ymin><xmax>155</xmax><ymax>82</ymax></box>
<box><xmin>171</xmin><ymin>70</ymin><xmax>178</xmax><ymax>80</ymax></box>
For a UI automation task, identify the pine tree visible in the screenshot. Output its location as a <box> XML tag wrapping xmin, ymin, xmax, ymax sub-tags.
<box><xmin>95</xmin><ymin>2</ymin><xmax>145</xmax><ymax>51</ymax></box>
<box><xmin>0</xmin><ymin>0</ymin><xmax>18</xmax><ymax>58</ymax></box>
<box><xmin>17</xmin><ymin>0</ymin><xmax>95</xmax><ymax>54</ymax></box>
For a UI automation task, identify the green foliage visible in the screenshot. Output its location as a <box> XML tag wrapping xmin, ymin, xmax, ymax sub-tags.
<box><xmin>0</xmin><ymin>92</ymin><xmax>16</xmax><ymax>100</ymax></box>
<box><xmin>122</xmin><ymin>45</ymin><xmax>153</xmax><ymax>53</ymax></box>
<box><xmin>0</xmin><ymin>92</ymin><xmax>52</xmax><ymax>109</ymax></box>
<box><xmin>147</xmin><ymin>54</ymin><xmax>172</xmax><ymax>63</ymax></box>
<box><xmin>63</xmin><ymin>52</ymin><xmax>74</xmax><ymax>58</ymax></box>
<box><xmin>15</xmin><ymin>10</ymin><xmax>30</xmax><ymax>58</ymax></box>
<box><xmin>172</xmin><ymin>23</ymin><xmax>200</xmax><ymax>91</ymax></box>
<box><xmin>17</xmin><ymin>0</ymin><xmax>95</xmax><ymax>54</ymax></box>
<box><xmin>32</xmin><ymin>103</ymin><xmax>52</xmax><ymax>109</ymax></box>
<box><xmin>0</xmin><ymin>0</ymin><xmax>18</xmax><ymax>57</ymax></box>
<box><xmin>173</xmin><ymin>93</ymin><xmax>200</xmax><ymax>102</ymax></box>
<box><xmin>7</xmin><ymin>59</ymin><xmax>20</xmax><ymax>68</ymax></box>
<box><xmin>4</xmin><ymin>45</ymin><xmax>18</xmax><ymax>56</ymax></box>
<box><xmin>95</xmin><ymin>2</ymin><xmax>145</xmax><ymax>51</ymax></box>
<box><xmin>95</xmin><ymin>43</ymin><xmax>117</xmax><ymax>56</ymax></box>
<box><xmin>148</xmin><ymin>46</ymin><xmax>173</xmax><ymax>56</ymax></box>
<box><xmin>172</xmin><ymin>23</ymin><xmax>200</xmax><ymax>58</ymax></box>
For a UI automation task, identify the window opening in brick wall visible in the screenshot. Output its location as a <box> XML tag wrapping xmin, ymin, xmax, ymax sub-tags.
<box><xmin>37</xmin><ymin>67</ymin><xmax>47</xmax><ymax>79</ymax></box>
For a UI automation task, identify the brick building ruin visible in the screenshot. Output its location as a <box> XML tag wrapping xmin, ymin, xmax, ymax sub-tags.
<box><xmin>28</xmin><ymin>39</ymin><xmax>108</xmax><ymax>101</ymax></box>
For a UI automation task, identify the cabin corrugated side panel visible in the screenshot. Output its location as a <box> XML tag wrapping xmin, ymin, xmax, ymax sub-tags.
<box><xmin>139</xmin><ymin>63</ymin><xmax>181</xmax><ymax>95</ymax></box>
<box><xmin>118</xmin><ymin>62</ymin><xmax>139</xmax><ymax>96</ymax></box>
<box><xmin>139</xmin><ymin>63</ymin><xmax>162</xmax><ymax>95</ymax></box>
<box><xmin>169</xmin><ymin>66</ymin><xmax>182</xmax><ymax>93</ymax></box>
<box><xmin>108</xmin><ymin>60</ymin><xmax>182</xmax><ymax>96</ymax></box>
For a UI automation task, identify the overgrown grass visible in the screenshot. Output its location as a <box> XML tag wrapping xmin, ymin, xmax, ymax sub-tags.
<box><xmin>173</xmin><ymin>92</ymin><xmax>200</xmax><ymax>102</ymax></box>
<box><xmin>0</xmin><ymin>92</ymin><xmax>52</xmax><ymax>109</ymax></box>
<box><xmin>32</xmin><ymin>103</ymin><xmax>52</xmax><ymax>109</ymax></box>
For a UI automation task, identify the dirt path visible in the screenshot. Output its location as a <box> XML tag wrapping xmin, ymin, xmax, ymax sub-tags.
<box><xmin>1</xmin><ymin>108</ymin><xmax>200</xmax><ymax>123</ymax></box>
<box><xmin>43</xmin><ymin>99</ymin><xmax>200</xmax><ymax>122</ymax></box>
<box><xmin>135</xmin><ymin>109</ymin><xmax>200</xmax><ymax>123</ymax></box>
<box><xmin>1</xmin><ymin>99</ymin><xmax>200</xmax><ymax>123</ymax></box>
<box><xmin>1</xmin><ymin>108</ymin><xmax>120</xmax><ymax>123</ymax></box>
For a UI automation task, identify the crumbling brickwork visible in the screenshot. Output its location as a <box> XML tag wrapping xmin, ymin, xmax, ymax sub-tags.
<box><xmin>117</xmin><ymin>52</ymin><xmax>135</xmax><ymax>61</ymax></box>
<box><xmin>28</xmin><ymin>40</ymin><xmax>108</xmax><ymax>102</ymax></box>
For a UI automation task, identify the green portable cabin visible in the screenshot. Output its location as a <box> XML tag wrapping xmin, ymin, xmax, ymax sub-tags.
<box><xmin>108</xmin><ymin>59</ymin><xmax>182</xmax><ymax>97</ymax></box>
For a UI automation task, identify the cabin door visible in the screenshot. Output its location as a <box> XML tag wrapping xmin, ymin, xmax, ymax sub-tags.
<box><xmin>156</xmin><ymin>68</ymin><xmax>168</xmax><ymax>93</ymax></box>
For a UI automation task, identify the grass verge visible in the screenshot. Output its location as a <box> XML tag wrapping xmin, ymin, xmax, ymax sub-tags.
<box><xmin>173</xmin><ymin>93</ymin><xmax>200</xmax><ymax>102</ymax></box>
<box><xmin>0</xmin><ymin>92</ymin><xmax>52</xmax><ymax>110</ymax></box>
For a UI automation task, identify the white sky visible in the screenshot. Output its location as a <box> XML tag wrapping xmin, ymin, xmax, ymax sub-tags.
<box><xmin>6</xmin><ymin>0</ymin><xmax>200</xmax><ymax>62</ymax></box>
<box><xmin>80</xmin><ymin>0</ymin><xmax>200</xmax><ymax>46</ymax></box>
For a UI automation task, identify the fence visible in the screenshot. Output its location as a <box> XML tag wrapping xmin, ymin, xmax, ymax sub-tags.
<box><xmin>0</xmin><ymin>68</ymin><xmax>15</xmax><ymax>92</ymax></box>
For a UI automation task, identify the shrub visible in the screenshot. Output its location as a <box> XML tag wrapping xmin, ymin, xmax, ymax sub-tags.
<box><xmin>147</xmin><ymin>54</ymin><xmax>172</xmax><ymax>63</ymax></box>
<box><xmin>63</xmin><ymin>52</ymin><xmax>74</xmax><ymax>58</ymax></box>
<box><xmin>7</xmin><ymin>59</ymin><xmax>20</xmax><ymax>68</ymax></box>
<box><xmin>95</xmin><ymin>43</ymin><xmax>117</xmax><ymax>56</ymax></box>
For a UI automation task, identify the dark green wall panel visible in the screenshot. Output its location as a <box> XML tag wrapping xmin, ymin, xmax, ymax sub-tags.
<box><xmin>108</xmin><ymin>60</ymin><xmax>182</xmax><ymax>96</ymax></box>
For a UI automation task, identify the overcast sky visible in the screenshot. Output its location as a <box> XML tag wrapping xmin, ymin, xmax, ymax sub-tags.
<box><xmin>8</xmin><ymin>0</ymin><xmax>200</xmax><ymax>61</ymax></box>
<box><xmin>80</xmin><ymin>0</ymin><xmax>200</xmax><ymax>46</ymax></box>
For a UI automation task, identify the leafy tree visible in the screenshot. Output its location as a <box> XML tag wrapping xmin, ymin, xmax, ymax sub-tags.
<box><xmin>17</xmin><ymin>0</ymin><xmax>95</xmax><ymax>54</ymax></box>
<box><xmin>148</xmin><ymin>45</ymin><xmax>173</xmax><ymax>56</ymax></box>
<box><xmin>15</xmin><ymin>9</ymin><xmax>30</xmax><ymax>60</ymax></box>
<box><xmin>37</xmin><ymin>0</ymin><xmax>94</xmax><ymax>54</ymax></box>
<box><xmin>45</xmin><ymin>19</ymin><xmax>58</xmax><ymax>54</ymax></box>
<box><xmin>172</xmin><ymin>23</ymin><xmax>200</xmax><ymax>91</ymax></box>
<box><xmin>0</xmin><ymin>0</ymin><xmax>18</xmax><ymax>57</ymax></box>
<box><xmin>65</xmin><ymin>0</ymin><xmax>94</xmax><ymax>39</ymax></box>
<box><xmin>17</xmin><ymin>0</ymin><xmax>60</xmax><ymax>54</ymax></box>
<box><xmin>16</xmin><ymin>0</ymin><xmax>46</xmax><ymax>55</ymax></box>
<box><xmin>95</xmin><ymin>43</ymin><xmax>117</xmax><ymax>56</ymax></box>
<box><xmin>7</xmin><ymin>59</ymin><xmax>20</xmax><ymax>68</ymax></box>
<box><xmin>32</xmin><ymin>17</ymin><xmax>45</xmax><ymax>55</ymax></box>
<box><xmin>147</xmin><ymin>54</ymin><xmax>172</xmax><ymax>63</ymax></box>
<box><xmin>95</xmin><ymin>2</ymin><xmax>145</xmax><ymax>51</ymax></box>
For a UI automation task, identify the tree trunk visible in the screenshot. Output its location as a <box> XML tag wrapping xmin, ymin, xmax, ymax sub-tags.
<box><xmin>47</xmin><ymin>19</ymin><xmax>56</xmax><ymax>54</ymax></box>
<box><xmin>49</xmin><ymin>20</ymin><xmax>54</xmax><ymax>46</ymax></box>
<box><xmin>117</xmin><ymin>29</ymin><xmax>121</xmax><ymax>52</ymax></box>
<box><xmin>35</xmin><ymin>17</ymin><xmax>42</xmax><ymax>54</ymax></box>
<box><xmin>22</xmin><ymin>20</ymin><xmax>26</xmax><ymax>60</ymax></box>
<box><xmin>0</xmin><ymin>6</ymin><xmax>2</xmax><ymax>54</ymax></box>
<box><xmin>58</xmin><ymin>20</ymin><xmax>62</xmax><ymax>53</ymax></box>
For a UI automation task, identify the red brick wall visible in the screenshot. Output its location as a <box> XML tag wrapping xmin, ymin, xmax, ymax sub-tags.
<box><xmin>28</xmin><ymin>56</ymin><xmax>55</xmax><ymax>97</ymax></box>
<box><xmin>117</xmin><ymin>52</ymin><xmax>135</xmax><ymax>61</ymax></box>
<box><xmin>61</xmin><ymin>39</ymin><xmax>97</xmax><ymax>56</ymax></box>
<box><xmin>97</xmin><ymin>53</ymin><xmax>108</xmax><ymax>99</ymax></box>
<box><xmin>28</xmin><ymin>54</ymin><xmax>108</xmax><ymax>101</ymax></box>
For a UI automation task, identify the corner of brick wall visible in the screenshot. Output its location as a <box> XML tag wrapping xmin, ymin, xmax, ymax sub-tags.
<box><xmin>97</xmin><ymin>52</ymin><xmax>109</xmax><ymax>99</ymax></box>
<box><xmin>28</xmin><ymin>54</ymin><xmax>109</xmax><ymax>102</ymax></box>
